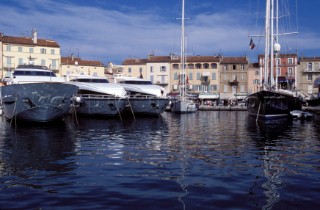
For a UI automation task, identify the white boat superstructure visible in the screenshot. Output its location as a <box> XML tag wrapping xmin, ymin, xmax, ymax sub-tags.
<box><xmin>111</xmin><ymin>74</ymin><xmax>166</xmax><ymax>97</ymax></box>
<box><xmin>65</xmin><ymin>74</ymin><xmax>127</xmax><ymax>117</ymax></box>
<box><xmin>110</xmin><ymin>74</ymin><xmax>169</xmax><ymax>116</ymax></box>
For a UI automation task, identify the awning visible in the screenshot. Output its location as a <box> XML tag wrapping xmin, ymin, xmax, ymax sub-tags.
<box><xmin>278</xmin><ymin>76</ymin><xmax>287</xmax><ymax>83</ymax></box>
<box><xmin>199</xmin><ymin>94</ymin><xmax>219</xmax><ymax>99</ymax></box>
<box><xmin>314</xmin><ymin>77</ymin><xmax>320</xmax><ymax>88</ymax></box>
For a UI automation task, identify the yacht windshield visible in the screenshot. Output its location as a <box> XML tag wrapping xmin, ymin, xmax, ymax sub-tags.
<box><xmin>13</xmin><ymin>70</ymin><xmax>57</xmax><ymax>77</ymax></box>
<box><xmin>71</xmin><ymin>78</ymin><xmax>109</xmax><ymax>83</ymax></box>
<box><xmin>119</xmin><ymin>80</ymin><xmax>152</xmax><ymax>85</ymax></box>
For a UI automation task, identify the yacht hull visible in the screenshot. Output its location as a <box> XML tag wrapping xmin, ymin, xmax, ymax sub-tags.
<box><xmin>1</xmin><ymin>83</ymin><xmax>78</xmax><ymax>122</ymax></box>
<box><xmin>124</xmin><ymin>97</ymin><xmax>169</xmax><ymax>116</ymax></box>
<box><xmin>247</xmin><ymin>90</ymin><xmax>302</xmax><ymax>120</ymax></box>
<box><xmin>73</xmin><ymin>95</ymin><xmax>126</xmax><ymax>117</ymax></box>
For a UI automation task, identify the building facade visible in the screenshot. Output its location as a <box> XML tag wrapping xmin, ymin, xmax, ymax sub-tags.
<box><xmin>298</xmin><ymin>57</ymin><xmax>320</xmax><ymax>97</ymax></box>
<box><xmin>61</xmin><ymin>56</ymin><xmax>105</xmax><ymax>77</ymax></box>
<box><xmin>258</xmin><ymin>53</ymin><xmax>298</xmax><ymax>89</ymax></box>
<box><xmin>219</xmin><ymin>57</ymin><xmax>249</xmax><ymax>100</ymax></box>
<box><xmin>0</xmin><ymin>29</ymin><xmax>61</xmax><ymax>77</ymax></box>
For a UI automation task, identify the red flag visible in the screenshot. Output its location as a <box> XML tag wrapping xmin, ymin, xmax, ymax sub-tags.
<box><xmin>186</xmin><ymin>75</ymin><xmax>189</xmax><ymax>84</ymax></box>
<box><xmin>249</xmin><ymin>38</ymin><xmax>255</xmax><ymax>49</ymax></box>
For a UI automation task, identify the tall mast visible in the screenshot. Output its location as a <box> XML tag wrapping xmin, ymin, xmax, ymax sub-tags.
<box><xmin>180</xmin><ymin>0</ymin><xmax>186</xmax><ymax>98</ymax></box>
<box><xmin>264</xmin><ymin>0</ymin><xmax>270</xmax><ymax>88</ymax></box>
<box><xmin>270</xmin><ymin>0</ymin><xmax>274</xmax><ymax>87</ymax></box>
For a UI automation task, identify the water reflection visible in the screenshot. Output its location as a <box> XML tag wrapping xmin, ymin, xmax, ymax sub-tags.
<box><xmin>246</xmin><ymin>118</ymin><xmax>292</xmax><ymax>210</ymax></box>
<box><xmin>0</xmin><ymin>118</ymin><xmax>77</xmax><ymax>202</ymax></box>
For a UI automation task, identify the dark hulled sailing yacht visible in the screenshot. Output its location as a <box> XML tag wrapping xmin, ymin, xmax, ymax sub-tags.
<box><xmin>247</xmin><ymin>0</ymin><xmax>304</xmax><ymax>120</ymax></box>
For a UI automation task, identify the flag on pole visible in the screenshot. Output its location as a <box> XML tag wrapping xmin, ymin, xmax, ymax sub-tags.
<box><xmin>249</xmin><ymin>38</ymin><xmax>255</xmax><ymax>49</ymax></box>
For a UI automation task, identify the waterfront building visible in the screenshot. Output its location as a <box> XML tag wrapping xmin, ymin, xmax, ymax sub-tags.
<box><xmin>171</xmin><ymin>55</ymin><xmax>221</xmax><ymax>101</ymax></box>
<box><xmin>247</xmin><ymin>62</ymin><xmax>260</xmax><ymax>94</ymax></box>
<box><xmin>61</xmin><ymin>55</ymin><xmax>105</xmax><ymax>77</ymax></box>
<box><xmin>258</xmin><ymin>53</ymin><xmax>298</xmax><ymax>90</ymax></box>
<box><xmin>219</xmin><ymin>57</ymin><xmax>249</xmax><ymax>102</ymax></box>
<box><xmin>0</xmin><ymin>29</ymin><xmax>61</xmax><ymax>78</ymax></box>
<box><xmin>298</xmin><ymin>57</ymin><xmax>320</xmax><ymax>98</ymax></box>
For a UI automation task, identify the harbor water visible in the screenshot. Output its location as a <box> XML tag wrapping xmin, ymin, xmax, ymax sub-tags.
<box><xmin>0</xmin><ymin>111</ymin><xmax>319</xmax><ymax>210</ymax></box>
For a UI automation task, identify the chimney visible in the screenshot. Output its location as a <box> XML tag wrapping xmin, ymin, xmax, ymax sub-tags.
<box><xmin>32</xmin><ymin>28</ymin><xmax>37</xmax><ymax>44</ymax></box>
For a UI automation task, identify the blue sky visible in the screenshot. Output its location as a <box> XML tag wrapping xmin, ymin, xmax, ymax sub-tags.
<box><xmin>1</xmin><ymin>0</ymin><xmax>320</xmax><ymax>64</ymax></box>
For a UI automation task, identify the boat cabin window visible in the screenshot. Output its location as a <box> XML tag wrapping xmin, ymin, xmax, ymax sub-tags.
<box><xmin>13</xmin><ymin>70</ymin><xmax>57</xmax><ymax>77</ymax></box>
<box><xmin>71</xmin><ymin>78</ymin><xmax>109</xmax><ymax>83</ymax></box>
<box><xmin>17</xmin><ymin>64</ymin><xmax>49</xmax><ymax>70</ymax></box>
<box><xmin>119</xmin><ymin>80</ymin><xmax>152</xmax><ymax>85</ymax></box>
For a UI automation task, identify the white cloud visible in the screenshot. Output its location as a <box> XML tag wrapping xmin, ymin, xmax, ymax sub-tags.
<box><xmin>1</xmin><ymin>0</ymin><xmax>320</xmax><ymax>64</ymax></box>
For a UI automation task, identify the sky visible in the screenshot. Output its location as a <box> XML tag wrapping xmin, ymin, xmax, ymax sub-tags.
<box><xmin>1</xmin><ymin>0</ymin><xmax>320</xmax><ymax>65</ymax></box>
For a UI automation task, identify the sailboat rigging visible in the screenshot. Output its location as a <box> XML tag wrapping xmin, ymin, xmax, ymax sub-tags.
<box><xmin>247</xmin><ymin>0</ymin><xmax>305</xmax><ymax>120</ymax></box>
<box><xmin>171</xmin><ymin>0</ymin><xmax>197</xmax><ymax>114</ymax></box>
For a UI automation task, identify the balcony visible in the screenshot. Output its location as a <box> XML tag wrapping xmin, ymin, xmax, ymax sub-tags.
<box><xmin>229</xmin><ymin>79</ymin><xmax>239</xmax><ymax>86</ymax></box>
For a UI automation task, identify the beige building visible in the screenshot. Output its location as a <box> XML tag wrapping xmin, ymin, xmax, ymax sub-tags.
<box><xmin>0</xmin><ymin>29</ymin><xmax>61</xmax><ymax>78</ymax></box>
<box><xmin>247</xmin><ymin>63</ymin><xmax>260</xmax><ymax>94</ymax></box>
<box><xmin>219</xmin><ymin>57</ymin><xmax>249</xmax><ymax>100</ymax></box>
<box><xmin>61</xmin><ymin>56</ymin><xmax>105</xmax><ymax>77</ymax></box>
<box><xmin>298</xmin><ymin>57</ymin><xmax>320</xmax><ymax>97</ymax></box>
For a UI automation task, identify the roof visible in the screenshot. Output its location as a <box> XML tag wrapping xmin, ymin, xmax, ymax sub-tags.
<box><xmin>0</xmin><ymin>35</ymin><xmax>60</xmax><ymax>48</ymax></box>
<box><xmin>300</xmin><ymin>57</ymin><xmax>320</xmax><ymax>62</ymax></box>
<box><xmin>220</xmin><ymin>56</ymin><xmax>248</xmax><ymax>64</ymax></box>
<box><xmin>122</xmin><ymin>55</ymin><xmax>221</xmax><ymax>65</ymax></box>
<box><xmin>258</xmin><ymin>53</ymin><xmax>298</xmax><ymax>58</ymax></box>
<box><xmin>61</xmin><ymin>57</ymin><xmax>103</xmax><ymax>67</ymax></box>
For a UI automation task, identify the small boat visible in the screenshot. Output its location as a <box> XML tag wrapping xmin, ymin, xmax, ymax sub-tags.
<box><xmin>170</xmin><ymin>0</ymin><xmax>197</xmax><ymax>114</ymax></box>
<box><xmin>111</xmin><ymin>74</ymin><xmax>169</xmax><ymax>116</ymax></box>
<box><xmin>1</xmin><ymin>63</ymin><xmax>78</xmax><ymax>122</ymax></box>
<box><xmin>65</xmin><ymin>73</ymin><xmax>126</xmax><ymax>117</ymax></box>
<box><xmin>290</xmin><ymin>110</ymin><xmax>313</xmax><ymax>120</ymax></box>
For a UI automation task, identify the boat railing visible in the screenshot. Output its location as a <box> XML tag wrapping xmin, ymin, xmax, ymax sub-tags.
<box><xmin>77</xmin><ymin>94</ymin><xmax>123</xmax><ymax>99</ymax></box>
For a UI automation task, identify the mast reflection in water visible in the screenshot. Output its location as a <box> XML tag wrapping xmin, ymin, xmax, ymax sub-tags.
<box><xmin>0</xmin><ymin>112</ymin><xmax>319</xmax><ymax>210</ymax></box>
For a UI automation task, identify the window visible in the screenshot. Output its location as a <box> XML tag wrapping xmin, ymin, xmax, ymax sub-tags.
<box><xmin>189</xmin><ymin>72</ymin><xmax>193</xmax><ymax>80</ymax></box>
<box><xmin>18</xmin><ymin>47</ymin><xmax>23</xmax><ymax>52</ymax></box>
<box><xmin>19</xmin><ymin>58</ymin><xmax>23</xmax><ymax>64</ymax></box>
<box><xmin>240</xmin><ymin>74</ymin><xmax>245</xmax><ymax>81</ymax></box>
<box><xmin>196</xmin><ymin>63</ymin><xmax>201</xmax><ymax>69</ymax></box>
<box><xmin>223</xmin><ymin>85</ymin><xmax>228</xmax><ymax>93</ymax></box>
<box><xmin>255</xmin><ymin>70</ymin><xmax>259</xmax><ymax>76</ymax></box>
<box><xmin>174</xmin><ymin>72</ymin><xmax>178</xmax><ymax>80</ymax></box>
<box><xmin>233</xmin><ymin>65</ymin><xmax>236</xmax><ymax>70</ymax></box>
<box><xmin>41</xmin><ymin>48</ymin><xmax>46</xmax><ymax>54</ymax></box>
<box><xmin>128</xmin><ymin>68</ymin><xmax>132</xmax><ymax>73</ymax></box>
<box><xmin>223</xmin><ymin>74</ymin><xmax>228</xmax><ymax>81</ymax></box>
<box><xmin>307</xmin><ymin>62</ymin><xmax>312</xmax><ymax>71</ymax></box>
<box><xmin>277</xmin><ymin>68</ymin><xmax>280</xmax><ymax>76</ymax></box>
<box><xmin>223</xmin><ymin>65</ymin><xmax>227</xmax><ymax>70</ymax></box>
<box><xmin>240</xmin><ymin>85</ymin><xmax>245</xmax><ymax>92</ymax></box>
<box><xmin>308</xmin><ymin>85</ymin><xmax>313</xmax><ymax>94</ymax></box>
<box><xmin>210</xmin><ymin>85</ymin><xmax>217</xmax><ymax>91</ymax></box>
<box><xmin>288</xmin><ymin>67</ymin><xmax>293</xmax><ymax>75</ymax></box>
<box><xmin>277</xmin><ymin>58</ymin><xmax>281</xmax><ymax>65</ymax></box>
<box><xmin>254</xmin><ymin>79</ymin><xmax>259</xmax><ymax>85</ymax></box>
<box><xmin>307</xmin><ymin>73</ymin><xmax>312</xmax><ymax>81</ymax></box>
<box><xmin>204</xmin><ymin>63</ymin><xmax>209</xmax><ymax>69</ymax></box>
<box><xmin>6</xmin><ymin>57</ymin><xmax>12</xmax><ymax>67</ymax></box>
<box><xmin>160</xmin><ymin>66</ymin><xmax>166</xmax><ymax>72</ymax></box>
<box><xmin>29</xmin><ymin>48</ymin><xmax>34</xmax><ymax>53</ymax></box>
<box><xmin>212</xmin><ymin>72</ymin><xmax>216</xmax><ymax>80</ymax></box>
<box><xmin>139</xmin><ymin>67</ymin><xmax>142</xmax><ymax>73</ymax></box>
<box><xmin>52</xmin><ymin>60</ymin><xmax>57</xmax><ymax>69</ymax></box>
<box><xmin>197</xmin><ymin>72</ymin><xmax>201</xmax><ymax>80</ymax></box>
<box><xmin>6</xmin><ymin>45</ymin><xmax>11</xmax><ymax>51</ymax></box>
<box><xmin>150</xmin><ymin>75</ymin><xmax>154</xmax><ymax>83</ymax></box>
<box><xmin>288</xmin><ymin>58</ymin><xmax>293</xmax><ymax>64</ymax></box>
<box><xmin>150</xmin><ymin>66</ymin><xmax>153</xmax><ymax>73</ymax></box>
<box><xmin>41</xmin><ymin>59</ymin><xmax>46</xmax><ymax>66</ymax></box>
<box><xmin>211</xmin><ymin>63</ymin><xmax>217</xmax><ymax>69</ymax></box>
<box><xmin>241</xmin><ymin>65</ymin><xmax>244</xmax><ymax>70</ymax></box>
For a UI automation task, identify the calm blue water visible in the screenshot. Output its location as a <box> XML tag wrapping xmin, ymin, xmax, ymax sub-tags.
<box><xmin>0</xmin><ymin>111</ymin><xmax>319</xmax><ymax>210</ymax></box>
